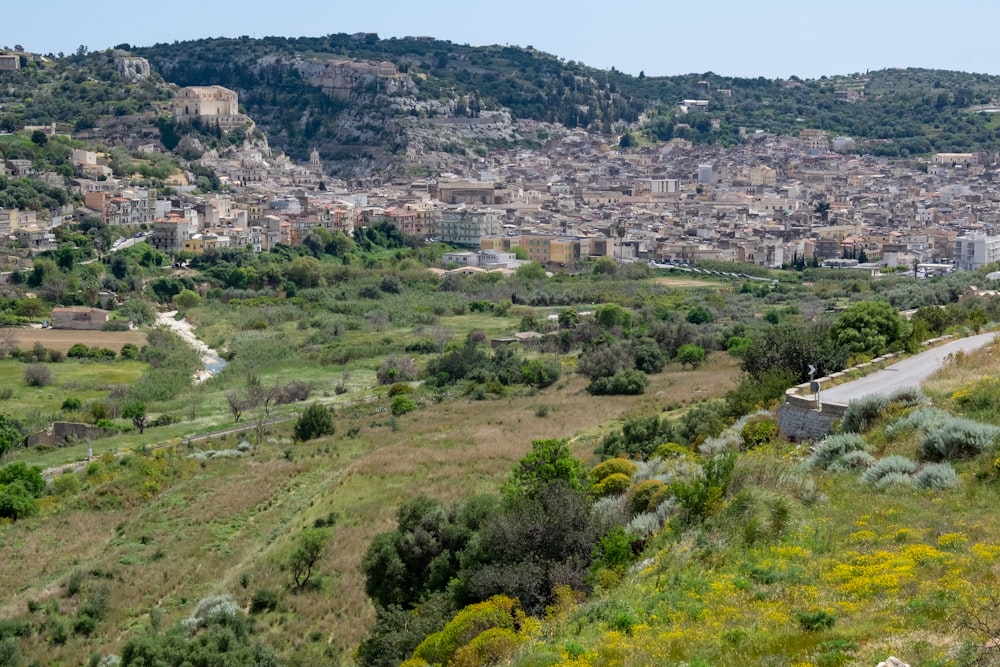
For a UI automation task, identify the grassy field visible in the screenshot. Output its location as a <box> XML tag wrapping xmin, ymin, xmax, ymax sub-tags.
<box><xmin>0</xmin><ymin>354</ymin><xmax>740</xmax><ymax>665</ymax></box>
<box><xmin>7</xmin><ymin>328</ymin><xmax>147</xmax><ymax>353</ymax></box>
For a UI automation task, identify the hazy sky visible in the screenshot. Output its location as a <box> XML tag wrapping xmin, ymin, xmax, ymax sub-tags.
<box><xmin>6</xmin><ymin>0</ymin><xmax>999</xmax><ymax>79</ymax></box>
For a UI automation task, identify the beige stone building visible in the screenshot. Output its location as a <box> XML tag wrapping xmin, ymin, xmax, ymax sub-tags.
<box><xmin>172</xmin><ymin>86</ymin><xmax>242</xmax><ymax>129</ymax></box>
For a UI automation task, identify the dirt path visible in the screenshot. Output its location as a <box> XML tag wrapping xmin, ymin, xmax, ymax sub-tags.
<box><xmin>155</xmin><ymin>311</ymin><xmax>227</xmax><ymax>383</ymax></box>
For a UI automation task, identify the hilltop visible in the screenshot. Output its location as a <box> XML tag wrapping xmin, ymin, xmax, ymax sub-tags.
<box><xmin>6</xmin><ymin>37</ymin><xmax>1000</xmax><ymax>176</ymax></box>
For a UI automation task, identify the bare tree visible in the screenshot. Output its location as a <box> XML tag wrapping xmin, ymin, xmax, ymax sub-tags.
<box><xmin>0</xmin><ymin>328</ymin><xmax>17</xmax><ymax>357</ymax></box>
<box><xmin>956</xmin><ymin>589</ymin><xmax>1000</xmax><ymax>666</ymax></box>
<box><xmin>226</xmin><ymin>390</ymin><xmax>246</xmax><ymax>423</ymax></box>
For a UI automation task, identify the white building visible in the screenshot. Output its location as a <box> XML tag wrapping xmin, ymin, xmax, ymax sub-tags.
<box><xmin>955</xmin><ymin>233</ymin><xmax>1000</xmax><ymax>271</ymax></box>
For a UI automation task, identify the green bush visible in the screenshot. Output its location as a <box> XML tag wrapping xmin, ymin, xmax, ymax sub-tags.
<box><xmin>390</xmin><ymin>396</ymin><xmax>417</xmax><ymax>417</ymax></box>
<box><xmin>593</xmin><ymin>473</ymin><xmax>632</xmax><ymax>498</ymax></box>
<box><xmin>0</xmin><ymin>481</ymin><xmax>37</xmax><ymax>520</ymax></box>
<box><xmin>249</xmin><ymin>589</ymin><xmax>279</xmax><ymax>613</ymax></box>
<box><xmin>67</xmin><ymin>343</ymin><xmax>90</xmax><ymax>359</ymax></box>
<box><xmin>586</xmin><ymin>369</ymin><xmax>648</xmax><ymax>396</ymax></box>
<box><xmin>627</xmin><ymin>479</ymin><xmax>666</xmax><ymax>516</ymax></box>
<box><xmin>120</xmin><ymin>343</ymin><xmax>139</xmax><ymax>360</ymax></box>
<box><xmin>412</xmin><ymin>596</ymin><xmax>521</xmax><ymax>667</ymax></box>
<box><xmin>796</xmin><ymin>609</ymin><xmax>836</xmax><ymax>631</ymax></box>
<box><xmin>740</xmin><ymin>417</ymin><xmax>778</xmax><ymax>450</ymax></box>
<box><xmin>590</xmin><ymin>458</ymin><xmax>638</xmax><ymax>482</ymax></box>
<box><xmin>294</xmin><ymin>403</ymin><xmax>335</xmax><ymax>442</ymax></box>
<box><xmin>61</xmin><ymin>397</ymin><xmax>82</xmax><ymax>411</ymax></box>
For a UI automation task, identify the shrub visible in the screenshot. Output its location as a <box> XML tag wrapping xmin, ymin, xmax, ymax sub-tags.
<box><xmin>521</xmin><ymin>358</ymin><xmax>561</xmax><ymax>388</ymax></box>
<box><xmin>388</xmin><ymin>383</ymin><xmax>413</xmax><ymax>397</ymax></box>
<box><xmin>860</xmin><ymin>455</ymin><xmax>917</xmax><ymax>485</ymax></box>
<box><xmin>807</xmin><ymin>433</ymin><xmax>869</xmax><ymax>470</ymax></box>
<box><xmin>840</xmin><ymin>394</ymin><xmax>889</xmax><ymax>433</ymax></box>
<box><xmin>377</xmin><ymin>355</ymin><xmax>420</xmax><ymax>385</ymax></box>
<box><xmin>412</xmin><ymin>596</ymin><xmax>521</xmax><ymax>667</ymax></box>
<box><xmin>23</xmin><ymin>363</ymin><xmax>52</xmax><ymax>387</ymax></box>
<box><xmin>838</xmin><ymin>450</ymin><xmax>876</xmax><ymax>471</ymax></box>
<box><xmin>61</xmin><ymin>397</ymin><xmax>82</xmax><ymax>412</ymax></box>
<box><xmin>390</xmin><ymin>396</ymin><xmax>417</xmax><ymax>417</ymax></box>
<box><xmin>294</xmin><ymin>403</ymin><xmax>335</xmax><ymax>442</ymax></box>
<box><xmin>651</xmin><ymin>442</ymin><xmax>693</xmax><ymax>460</ymax></box>
<box><xmin>919</xmin><ymin>417</ymin><xmax>1000</xmax><ymax>462</ymax></box>
<box><xmin>276</xmin><ymin>379</ymin><xmax>311</xmax><ymax>404</ymax></box>
<box><xmin>593</xmin><ymin>473</ymin><xmax>632</xmax><ymax>498</ymax></box>
<box><xmin>796</xmin><ymin>610</ymin><xmax>836</xmax><ymax>631</ymax></box>
<box><xmin>249</xmin><ymin>589</ymin><xmax>279</xmax><ymax>613</ymax></box>
<box><xmin>586</xmin><ymin>369</ymin><xmax>648</xmax><ymax>396</ymax></box>
<box><xmin>0</xmin><ymin>481</ymin><xmax>37</xmax><ymax>520</ymax></box>
<box><xmin>740</xmin><ymin>417</ymin><xmax>778</xmax><ymax>450</ymax></box>
<box><xmin>120</xmin><ymin>343</ymin><xmax>139</xmax><ymax>360</ymax></box>
<box><xmin>625</xmin><ymin>512</ymin><xmax>663</xmax><ymax>541</ymax></box>
<box><xmin>676</xmin><ymin>344</ymin><xmax>706</xmax><ymax>370</ymax></box>
<box><xmin>632</xmin><ymin>338</ymin><xmax>666</xmax><ymax>374</ymax></box>
<box><xmin>646</xmin><ymin>485</ymin><xmax>673</xmax><ymax>513</ymax></box>
<box><xmin>874</xmin><ymin>472</ymin><xmax>914</xmax><ymax>489</ymax></box>
<box><xmin>913</xmin><ymin>462</ymin><xmax>959</xmax><ymax>490</ymax></box>
<box><xmin>726</xmin><ymin>488</ymin><xmax>795</xmax><ymax>546</ymax></box>
<box><xmin>627</xmin><ymin>479</ymin><xmax>666</xmax><ymax>516</ymax></box>
<box><xmin>591</xmin><ymin>458</ymin><xmax>638</xmax><ymax>482</ymax></box>
<box><xmin>67</xmin><ymin>343</ymin><xmax>90</xmax><ymax>359</ymax></box>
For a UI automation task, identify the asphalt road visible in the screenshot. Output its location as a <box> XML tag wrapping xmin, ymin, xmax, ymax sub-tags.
<box><xmin>820</xmin><ymin>332</ymin><xmax>998</xmax><ymax>405</ymax></box>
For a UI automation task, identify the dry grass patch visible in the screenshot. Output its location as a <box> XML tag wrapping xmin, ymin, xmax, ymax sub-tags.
<box><xmin>0</xmin><ymin>353</ymin><xmax>741</xmax><ymax>664</ymax></box>
<box><xmin>922</xmin><ymin>339</ymin><xmax>1000</xmax><ymax>399</ymax></box>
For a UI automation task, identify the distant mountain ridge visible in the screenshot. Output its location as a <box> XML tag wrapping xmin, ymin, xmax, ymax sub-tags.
<box><xmin>6</xmin><ymin>36</ymin><xmax>1000</xmax><ymax>176</ymax></box>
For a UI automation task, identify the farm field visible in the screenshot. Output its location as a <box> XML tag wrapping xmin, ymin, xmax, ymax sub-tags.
<box><xmin>7</xmin><ymin>328</ymin><xmax>147</xmax><ymax>353</ymax></box>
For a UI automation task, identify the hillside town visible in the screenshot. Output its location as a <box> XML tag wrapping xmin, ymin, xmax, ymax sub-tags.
<box><xmin>4</xmin><ymin>82</ymin><xmax>1000</xmax><ymax>277</ymax></box>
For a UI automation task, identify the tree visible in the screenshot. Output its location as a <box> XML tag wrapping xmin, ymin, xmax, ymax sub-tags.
<box><xmin>501</xmin><ymin>438</ymin><xmax>587</xmax><ymax>499</ymax></box>
<box><xmin>676</xmin><ymin>344</ymin><xmax>706</xmax><ymax>369</ymax></box>
<box><xmin>287</xmin><ymin>256</ymin><xmax>324</xmax><ymax>288</ymax></box>
<box><xmin>557</xmin><ymin>308</ymin><xmax>579</xmax><ymax>329</ymax></box>
<box><xmin>123</xmin><ymin>401</ymin><xmax>148</xmax><ymax>434</ymax></box>
<box><xmin>0</xmin><ymin>413</ymin><xmax>23</xmax><ymax>458</ymax></box>
<box><xmin>289</xmin><ymin>527</ymin><xmax>331</xmax><ymax>590</ymax></box>
<box><xmin>829</xmin><ymin>300</ymin><xmax>911</xmax><ymax>360</ymax></box>
<box><xmin>594</xmin><ymin>303</ymin><xmax>632</xmax><ymax>332</ymax></box>
<box><xmin>686</xmin><ymin>305</ymin><xmax>715</xmax><ymax>325</ymax></box>
<box><xmin>226</xmin><ymin>390</ymin><xmax>247</xmax><ymax>423</ymax></box>
<box><xmin>172</xmin><ymin>289</ymin><xmax>201</xmax><ymax>310</ymax></box>
<box><xmin>0</xmin><ymin>481</ymin><xmax>36</xmax><ymax>520</ymax></box>
<box><xmin>592</xmin><ymin>256</ymin><xmax>618</xmax><ymax>276</ymax></box>
<box><xmin>0</xmin><ymin>462</ymin><xmax>45</xmax><ymax>496</ymax></box>
<box><xmin>515</xmin><ymin>262</ymin><xmax>547</xmax><ymax>281</ymax></box>
<box><xmin>294</xmin><ymin>402</ymin><xmax>334</xmax><ymax>441</ymax></box>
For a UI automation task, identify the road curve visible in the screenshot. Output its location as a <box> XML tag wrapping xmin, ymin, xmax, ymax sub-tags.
<box><xmin>820</xmin><ymin>332</ymin><xmax>998</xmax><ymax>405</ymax></box>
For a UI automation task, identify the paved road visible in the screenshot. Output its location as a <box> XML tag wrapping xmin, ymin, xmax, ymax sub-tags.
<box><xmin>820</xmin><ymin>332</ymin><xmax>998</xmax><ymax>405</ymax></box>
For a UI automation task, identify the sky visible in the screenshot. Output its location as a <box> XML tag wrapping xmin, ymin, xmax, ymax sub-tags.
<box><xmin>5</xmin><ymin>0</ymin><xmax>1000</xmax><ymax>79</ymax></box>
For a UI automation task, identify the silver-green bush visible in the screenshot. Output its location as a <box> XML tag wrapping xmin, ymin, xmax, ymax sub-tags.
<box><xmin>874</xmin><ymin>472</ymin><xmax>914</xmax><ymax>490</ymax></box>
<box><xmin>913</xmin><ymin>463</ymin><xmax>959</xmax><ymax>490</ymax></box>
<box><xmin>918</xmin><ymin>418</ymin><xmax>1000</xmax><ymax>462</ymax></box>
<box><xmin>860</xmin><ymin>455</ymin><xmax>917</xmax><ymax>485</ymax></box>
<box><xmin>841</xmin><ymin>394</ymin><xmax>890</xmax><ymax>433</ymax></box>
<box><xmin>807</xmin><ymin>433</ymin><xmax>869</xmax><ymax>470</ymax></box>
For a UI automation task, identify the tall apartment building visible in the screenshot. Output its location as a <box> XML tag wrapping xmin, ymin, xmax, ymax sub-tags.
<box><xmin>438</xmin><ymin>207</ymin><xmax>501</xmax><ymax>246</ymax></box>
<box><xmin>955</xmin><ymin>233</ymin><xmax>1000</xmax><ymax>271</ymax></box>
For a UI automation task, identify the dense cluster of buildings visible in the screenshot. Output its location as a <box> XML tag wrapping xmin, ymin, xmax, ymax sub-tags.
<box><xmin>5</xmin><ymin>82</ymin><xmax>1000</xmax><ymax>275</ymax></box>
